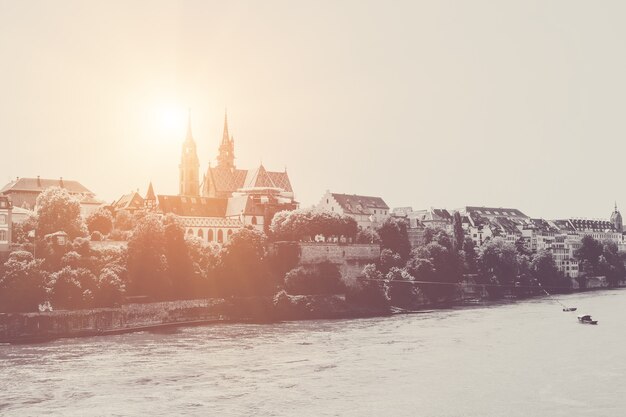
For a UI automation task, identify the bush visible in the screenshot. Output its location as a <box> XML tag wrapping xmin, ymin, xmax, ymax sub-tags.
<box><xmin>0</xmin><ymin>251</ymin><xmax>46</xmax><ymax>312</ymax></box>
<box><xmin>91</xmin><ymin>231</ymin><xmax>103</xmax><ymax>241</ymax></box>
<box><xmin>345</xmin><ymin>264</ymin><xmax>389</xmax><ymax>310</ymax></box>
<box><xmin>284</xmin><ymin>261</ymin><xmax>345</xmax><ymax>295</ymax></box>
<box><xmin>86</xmin><ymin>208</ymin><xmax>113</xmax><ymax>235</ymax></box>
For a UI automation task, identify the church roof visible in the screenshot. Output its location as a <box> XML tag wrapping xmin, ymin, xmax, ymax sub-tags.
<box><xmin>206</xmin><ymin>165</ymin><xmax>293</xmax><ymax>195</ymax></box>
<box><xmin>331</xmin><ymin>193</ymin><xmax>389</xmax><ymax>214</ymax></box>
<box><xmin>157</xmin><ymin>195</ymin><xmax>227</xmax><ymax>217</ymax></box>
<box><xmin>1</xmin><ymin>177</ymin><xmax>94</xmax><ymax>195</ymax></box>
<box><xmin>145</xmin><ymin>182</ymin><xmax>156</xmax><ymax>200</ymax></box>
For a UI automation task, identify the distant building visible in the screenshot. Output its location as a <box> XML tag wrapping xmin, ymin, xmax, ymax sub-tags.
<box><xmin>317</xmin><ymin>191</ymin><xmax>389</xmax><ymax>230</ymax></box>
<box><xmin>0</xmin><ymin>196</ymin><xmax>12</xmax><ymax>254</ymax></box>
<box><xmin>0</xmin><ymin>176</ymin><xmax>103</xmax><ymax>217</ymax></box>
<box><xmin>111</xmin><ymin>191</ymin><xmax>145</xmax><ymax>214</ymax></box>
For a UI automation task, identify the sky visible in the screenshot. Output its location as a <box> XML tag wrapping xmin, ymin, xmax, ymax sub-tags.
<box><xmin>1</xmin><ymin>0</ymin><xmax>625</xmax><ymax>220</ymax></box>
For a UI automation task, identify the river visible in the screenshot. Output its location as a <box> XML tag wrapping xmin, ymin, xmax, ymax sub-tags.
<box><xmin>1</xmin><ymin>289</ymin><xmax>625</xmax><ymax>416</ymax></box>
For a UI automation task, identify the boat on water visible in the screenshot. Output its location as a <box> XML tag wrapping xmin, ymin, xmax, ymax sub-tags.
<box><xmin>577</xmin><ymin>315</ymin><xmax>598</xmax><ymax>325</ymax></box>
<box><xmin>563</xmin><ymin>307</ymin><xmax>577</xmax><ymax>312</ymax></box>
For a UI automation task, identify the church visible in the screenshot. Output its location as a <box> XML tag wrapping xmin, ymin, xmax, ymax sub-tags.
<box><xmin>155</xmin><ymin>112</ymin><xmax>298</xmax><ymax>243</ymax></box>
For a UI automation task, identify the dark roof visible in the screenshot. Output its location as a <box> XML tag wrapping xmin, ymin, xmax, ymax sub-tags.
<box><xmin>568</xmin><ymin>218</ymin><xmax>616</xmax><ymax>233</ymax></box>
<box><xmin>432</xmin><ymin>208</ymin><xmax>452</xmax><ymax>221</ymax></box>
<box><xmin>145</xmin><ymin>183</ymin><xmax>156</xmax><ymax>200</ymax></box>
<box><xmin>331</xmin><ymin>193</ymin><xmax>389</xmax><ymax>214</ymax></box>
<box><xmin>158</xmin><ymin>195</ymin><xmax>227</xmax><ymax>217</ymax></box>
<box><xmin>552</xmin><ymin>220</ymin><xmax>577</xmax><ymax>233</ymax></box>
<box><xmin>491</xmin><ymin>217</ymin><xmax>522</xmax><ymax>235</ymax></box>
<box><xmin>525</xmin><ymin>218</ymin><xmax>560</xmax><ymax>234</ymax></box>
<box><xmin>464</xmin><ymin>206</ymin><xmax>528</xmax><ymax>218</ymax></box>
<box><xmin>0</xmin><ymin>177</ymin><xmax>94</xmax><ymax>195</ymax></box>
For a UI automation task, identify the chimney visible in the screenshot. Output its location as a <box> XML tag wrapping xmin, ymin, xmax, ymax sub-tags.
<box><xmin>37</xmin><ymin>176</ymin><xmax>41</xmax><ymax>187</ymax></box>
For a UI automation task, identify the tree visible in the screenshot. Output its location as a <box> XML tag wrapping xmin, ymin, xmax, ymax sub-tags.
<box><xmin>284</xmin><ymin>261</ymin><xmax>345</xmax><ymax>295</ymax></box>
<box><xmin>386</xmin><ymin>267</ymin><xmax>418</xmax><ymax>308</ymax></box>
<box><xmin>270</xmin><ymin>208</ymin><xmax>357</xmax><ymax>242</ymax></box>
<box><xmin>462</xmin><ymin>237</ymin><xmax>478</xmax><ymax>274</ymax></box>
<box><xmin>376</xmin><ymin>217</ymin><xmax>411</xmax><ymax>260</ymax></box>
<box><xmin>126</xmin><ymin>214</ymin><xmax>170</xmax><ymax>299</ymax></box>
<box><xmin>86</xmin><ymin>208</ymin><xmax>113</xmax><ymax>235</ymax></box>
<box><xmin>114</xmin><ymin>210</ymin><xmax>133</xmax><ymax>231</ymax></box>
<box><xmin>409</xmin><ymin>236</ymin><xmax>462</xmax><ymax>302</ymax></box>
<box><xmin>36</xmin><ymin>187</ymin><xmax>87</xmax><ymax>239</ymax></box>
<box><xmin>574</xmin><ymin>235</ymin><xmax>604</xmax><ymax>277</ymax></box>
<box><xmin>477</xmin><ymin>237</ymin><xmax>519</xmax><ymax>299</ymax></box>
<box><xmin>452</xmin><ymin>212</ymin><xmax>464</xmax><ymax>250</ymax></box>
<box><xmin>162</xmin><ymin>214</ymin><xmax>195</xmax><ymax>298</ymax></box>
<box><xmin>47</xmin><ymin>266</ymin><xmax>97</xmax><ymax>309</ymax></box>
<box><xmin>599</xmin><ymin>240</ymin><xmax>625</xmax><ymax>287</ymax></box>
<box><xmin>531</xmin><ymin>250</ymin><xmax>560</xmax><ymax>289</ymax></box>
<box><xmin>345</xmin><ymin>264</ymin><xmax>390</xmax><ymax>310</ymax></box>
<box><xmin>356</xmin><ymin>227</ymin><xmax>380</xmax><ymax>244</ymax></box>
<box><xmin>11</xmin><ymin>213</ymin><xmax>38</xmax><ymax>245</ymax></box>
<box><xmin>218</xmin><ymin>227</ymin><xmax>274</xmax><ymax>296</ymax></box>
<box><xmin>0</xmin><ymin>251</ymin><xmax>46</xmax><ymax>312</ymax></box>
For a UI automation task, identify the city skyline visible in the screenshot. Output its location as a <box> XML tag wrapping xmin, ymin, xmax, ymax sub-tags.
<box><xmin>2</xmin><ymin>1</ymin><xmax>626</xmax><ymax>219</ymax></box>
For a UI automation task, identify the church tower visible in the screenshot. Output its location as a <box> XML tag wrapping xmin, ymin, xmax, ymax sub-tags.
<box><xmin>179</xmin><ymin>111</ymin><xmax>200</xmax><ymax>196</ymax></box>
<box><xmin>611</xmin><ymin>202</ymin><xmax>623</xmax><ymax>232</ymax></box>
<box><xmin>217</xmin><ymin>111</ymin><xmax>235</xmax><ymax>170</ymax></box>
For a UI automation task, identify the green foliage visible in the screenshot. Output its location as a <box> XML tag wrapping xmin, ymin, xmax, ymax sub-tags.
<box><xmin>452</xmin><ymin>211</ymin><xmax>464</xmax><ymax>249</ymax></box>
<box><xmin>90</xmin><ymin>231</ymin><xmax>103</xmax><ymax>241</ymax></box>
<box><xmin>376</xmin><ymin>217</ymin><xmax>411</xmax><ymax>260</ymax></box>
<box><xmin>462</xmin><ymin>237</ymin><xmax>478</xmax><ymax>274</ymax></box>
<box><xmin>114</xmin><ymin>210</ymin><xmax>133</xmax><ymax>231</ymax></box>
<box><xmin>47</xmin><ymin>266</ymin><xmax>97</xmax><ymax>310</ymax></box>
<box><xmin>345</xmin><ymin>264</ymin><xmax>390</xmax><ymax>310</ymax></box>
<box><xmin>284</xmin><ymin>261</ymin><xmax>345</xmax><ymax>295</ymax></box>
<box><xmin>86</xmin><ymin>208</ymin><xmax>113</xmax><ymax>235</ymax></box>
<box><xmin>0</xmin><ymin>251</ymin><xmax>46</xmax><ymax>312</ymax></box>
<box><xmin>378</xmin><ymin>248</ymin><xmax>403</xmax><ymax>274</ymax></box>
<box><xmin>386</xmin><ymin>267</ymin><xmax>418</xmax><ymax>308</ymax></box>
<box><xmin>217</xmin><ymin>227</ymin><xmax>276</xmax><ymax>296</ymax></box>
<box><xmin>162</xmin><ymin>214</ymin><xmax>195</xmax><ymax>298</ymax></box>
<box><xmin>11</xmin><ymin>213</ymin><xmax>37</xmax><ymax>244</ymax></box>
<box><xmin>127</xmin><ymin>214</ymin><xmax>170</xmax><ymax>299</ymax></box>
<box><xmin>477</xmin><ymin>237</ymin><xmax>519</xmax><ymax>299</ymax></box>
<box><xmin>35</xmin><ymin>187</ymin><xmax>87</xmax><ymax>239</ymax></box>
<box><xmin>270</xmin><ymin>208</ymin><xmax>358</xmax><ymax>242</ymax></box>
<box><xmin>575</xmin><ymin>236</ymin><xmax>625</xmax><ymax>286</ymax></box>
<box><xmin>356</xmin><ymin>228</ymin><xmax>380</xmax><ymax>244</ymax></box>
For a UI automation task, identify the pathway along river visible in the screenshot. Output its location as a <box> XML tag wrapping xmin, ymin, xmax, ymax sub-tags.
<box><xmin>2</xmin><ymin>290</ymin><xmax>626</xmax><ymax>416</ymax></box>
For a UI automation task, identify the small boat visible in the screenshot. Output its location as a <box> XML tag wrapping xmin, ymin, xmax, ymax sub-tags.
<box><xmin>577</xmin><ymin>315</ymin><xmax>598</xmax><ymax>325</ymax></box>
<box><xmin>563</xmin><ymin>307</ymin><xmax>577</xmax><ymax>312</ymax></box>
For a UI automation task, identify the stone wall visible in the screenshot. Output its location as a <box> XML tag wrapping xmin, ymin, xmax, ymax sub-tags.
<box><xmin>297</xmin><ymin>243</ymin><xmax>380</xmax><ymax>286</ymax></box>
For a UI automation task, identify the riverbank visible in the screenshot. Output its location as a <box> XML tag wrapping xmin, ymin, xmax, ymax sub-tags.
<box><xmin>2</xmin><ymin>285</ymin><xmax>623</xmax><ymax>344</ymax></box>
<box><xmin>0</xmin><ymin>294</ymin><xmax>389</xmax><ymax>344</ymax></box>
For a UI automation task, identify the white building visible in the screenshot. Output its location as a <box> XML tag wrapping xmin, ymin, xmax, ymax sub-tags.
<box><xmin>317</xmin><ymin>191</ymin><xmax>389</xmax><ymax>230</ymax></box>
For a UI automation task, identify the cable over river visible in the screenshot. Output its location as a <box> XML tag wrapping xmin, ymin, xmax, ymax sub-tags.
<box><xmin>2</xmin><ymin>289</ymin><xmax>625</xmax><ymax>416</ymax></box>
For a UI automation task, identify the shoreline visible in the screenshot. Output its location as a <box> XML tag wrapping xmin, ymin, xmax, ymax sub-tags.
<box><xmin>1</xmin><ymin>287</ymin><xmax>622</xmax><ymax>345</ymax></box>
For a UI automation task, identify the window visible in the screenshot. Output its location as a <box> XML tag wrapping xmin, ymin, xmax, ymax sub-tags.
<box><xmin>0</xmin><ymin>230</ymin><xmax>6</xmax><ymax>241</ymax></box>
<box><xmin>0</xmin><ymin>214</ymin><xmax>5</xmax><ymax>224</ymax></box>
<box><xmin>198</xmin><ymin>229</ymin><xmax>204</xmax><ymax>239</ymax></box>
<box><xmin>218</xmin><ymin>230</ymin><xmax>224</xmax><ymax>243</ymax></box>
<box><xmin>252</xmin><ymin>217</ymin><xmax>257</xmax><ymax>225</ymax></box>
<box><xmin>187</xmin><ymin>229</ymin><xmax>193</xmax><ymax>235</ymax></box>
<box><xmin>208</xmin><ymin>229</ymin><xmax>214</xmax><ymax>241</ymax></box>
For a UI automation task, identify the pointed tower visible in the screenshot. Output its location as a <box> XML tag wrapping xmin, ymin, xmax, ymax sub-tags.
<box><xmin>611</xmin><ymin>202</ymin><xmax>623</xmax><ymax>232</ymax></box>
<box><xmin>144</xmin><ymin>181</ymin><xmax>156</xmax><ymax>210</ymax></box>
<box><xmin>217</xmin><ymin>110</ymin><xmax>236</xmax><ymax>170</ymax></box>
<box><xmin>179</xmin><ymin>110</ymin><xmax>200</xmax><ymax>196</ymax></box>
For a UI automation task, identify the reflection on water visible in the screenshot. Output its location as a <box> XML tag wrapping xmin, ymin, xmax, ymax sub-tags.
<box><xmin>1</xmin><ymin>290</ymin><xmax>626</xmax><ymax>416</ymax></box>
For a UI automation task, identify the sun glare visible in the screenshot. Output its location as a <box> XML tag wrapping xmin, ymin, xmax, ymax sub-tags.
<box><xmin>157</xmin><ymin>106</ymin><xmax>186</xmax><ymax>135</ymax></box>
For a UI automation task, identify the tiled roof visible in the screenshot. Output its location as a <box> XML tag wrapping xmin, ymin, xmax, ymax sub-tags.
<box><xmin>158</xmin><ymin>195</ymin><xmax>227</xmax><ymax>217</ymax></box>
<box><xmin>1</xmin><ymin>177</ymin><xmax>94</xmax><ymax>195</ymax></box>
<box><xmin>552</xmin><ymin>220</ymin><xmax>577</xmax><ymax>233</ymax></box>
<box><xmin>464</xmin><ymin>206</ymin><xmax>528</xmax><ymax>218</ymax></box>
<box><xmin>113</xmin><ymin>192</ymin><xmax>144</xmax><ymax>210</ymax></box>
<box><xmin>568</xmin><ymin>218</ymin><xmax>616</xmax><ymax>233</ymax></box>
<box><xmin>206</xmin><ymin>165</ymin><xmax>293</xmax><ymax>195</ymax></box>
<box><xmin>177</xmin><ymin>216</ymin><xmax>242</xmax><ymax>228</ymax></box>
<box><xmin>331</xmin><ymin>193</ymin><xmax>389</xmax><ymax>214</ymax></box>
<box><xmin>490</xmin><ymin>217</ymin><xmax>522</xmax><ymax>235</ymax></box>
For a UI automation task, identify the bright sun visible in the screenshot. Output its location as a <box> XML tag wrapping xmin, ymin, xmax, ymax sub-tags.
<box><xmin>157</xmin><ymin>105</ymin><xmax>186</xmax><ymax>136</ymax></box>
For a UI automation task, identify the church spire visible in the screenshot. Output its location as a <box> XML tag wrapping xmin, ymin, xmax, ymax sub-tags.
<box><xmin>217</xmin><ymin>109</ymin><xmax>235</xmax><ymax>170</ymax></box>
<box><xmin>186</xmin><ymin>108</ymin><xmax>193</xmax><ymax>141</ymax></box>
<box><xmin>222</xmin><ymin>109</ymin><xmax>230</xmax><ymax>144</ymax></box>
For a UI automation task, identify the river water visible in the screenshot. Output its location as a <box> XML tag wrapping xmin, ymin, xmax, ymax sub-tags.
<box><xmin>1</xmin><ymin>290</ymin><xmax>625</xmax><ymax>416</ymax></box>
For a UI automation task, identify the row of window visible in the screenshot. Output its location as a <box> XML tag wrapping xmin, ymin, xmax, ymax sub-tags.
<box><xmin>187</xmin><ymin>228</ymin><xmax>233</xmax><ymax>243</ymax></box>
<box><xmin>0</xmin><ymin>230</ymin><xmax>7</xmax><ymax>241</ymax></box>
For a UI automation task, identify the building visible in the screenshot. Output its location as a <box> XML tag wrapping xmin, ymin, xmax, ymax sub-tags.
<box><xmin>0</xmin><ymin>196</ymin><xmax>12</xmax><ymax>254</ymax></box>
<box><xmin>201</xmin><ymin>114</ymin><xmax>294</xmax><ymax>199</ymax></box>
<box><xmin>155</xmin><ymin>112</ymin><xmax>298</xmax><ymax>242</ymax></box>
<box><xmin>0</xmin><ymin>176</ymin><xmax>103</xmax><ymax>217</ymax></box>
<box><xmin>111</xmin><ymin>191</ymin><xmax>145</xmax><ymax>214</ymax></box>
<box><xmin>317</xmin><ymin>191</ymin><xmax>389</xmax><ymax>230</ymax></box>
